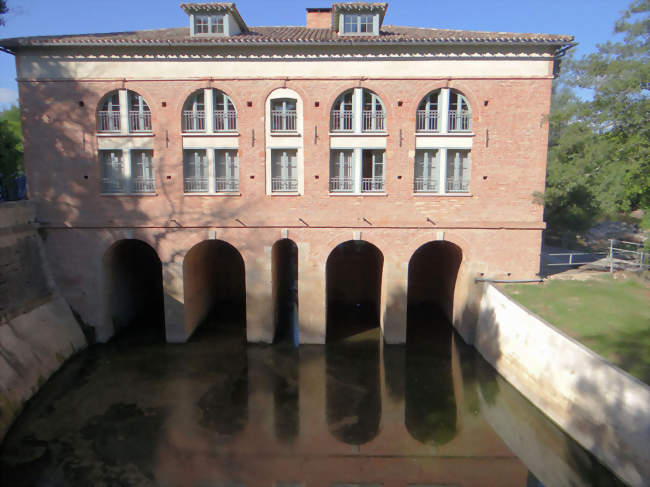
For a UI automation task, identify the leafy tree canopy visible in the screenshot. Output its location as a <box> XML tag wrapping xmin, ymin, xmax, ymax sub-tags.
<box><xmin>543</xmin><ymin>0</ymin><xmax>649</xmax><ymax>236</ymax></box>
<box><xmin>0</xmin><ymin>1</ymin><xmax>7</xmax><ymax>26</ymax></box>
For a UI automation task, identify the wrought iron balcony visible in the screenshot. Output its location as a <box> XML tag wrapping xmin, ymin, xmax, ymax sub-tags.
<box><xmin>414</xmin><ymin>177</ymin><xmax>438</xmax><ymax>193</ymax></box>
<box><xmin>182</xmin><ymin>111</ymin><xmax>206</xmax><ymax>132</ymax></box>
<box><xmin>184</xmin><ymin>177</ymin><xmax>209</xmax><ymax>193</ymax></box>
<box><xmin>214</xmin><ymin>111</ymin><xmax>237</xmax><ymax>132</ymax></box>
<box><xmin>271</xmin><ymin>110</ymin><xmax>297</xmax><ymax>132</ymax></box>
<box><xmin>330</xmin><ymin>110</ymin><xmax>353</xmax><ymax>132</ymax></box>
<box><xmin>416</xmin><ymin>110</ymin><xmax>439</xmax><ymax>132</ymax></box>
<box><xmin>128</xmin><ymin>111</ymin><xmax>152</xmax><ymax>133</ymax></box>
<box><xmin>101</xmin><ymin>177</ymin><xmax>127</xmax><ymax>193</ymax></box>
<box><xmin>215</xmin><ymin>177</ymin><xmax>239</xmax><ymax>192</ymax></box>
<box><xmin>448</xmin><ymin>110</ymin><xmax>472</xmax><ymax>132</ymax></box>
<box><xmin>446</xmin><ymin>178</ymin><xmax>470</xmax><ymax>193</ymax></box>
<box><xmin>271</xmin><ymin>177</ymin><xmax>298</xmax><ymax>192</ymax></box>
<box><xmin>362</xmin><ymin>177</ymin><xmax>384</xmax><ymax>192</ymax></box>
<box><xmin>97</xmin><ymin>111</ymin><xmax>121</xmax><ymax>132</ymax></box>
<box><xmin>362</xmin><ymin>110</ymin><xmax>385</xmax><ymax>132</ymax></box>
<box><xmin>329</xmin><ymin>177</ymin><xmax>354</xmax><ymax>192</ymax></box>
<box><xmin>132</xmin><ymin>177</ymin><xmax>155</xmax><ymax>193</ymax></box>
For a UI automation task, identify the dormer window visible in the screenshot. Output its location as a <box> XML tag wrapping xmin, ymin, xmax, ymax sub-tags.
<box><xmin>333</xmin><ymin>2</ymin><xmax>386</xmax><ymax>36</ymax></box>
<box><xmin>194</xmin><ymin>14</ymin><xmax>224</xmax><ymax>34</ymax></box>
<box><xmin>343</xmin><ymin>14</ymin><xmax>375</xmax><ymax>34</ymax></box>
<box><xmin>182</xmin><ymin>3</ymin><xmax>248</xmax><ymax>37</ymax></box>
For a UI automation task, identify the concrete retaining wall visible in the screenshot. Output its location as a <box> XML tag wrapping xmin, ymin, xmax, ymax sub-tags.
<box><xmin>476</xmin><ymin>283</ymin><xmax>650</xmax><ymax>487</ymax></box>
<box><xmin>0</xmin><ymin>201</ymin><xmax>86</xmax><ymax>440</ymax></box>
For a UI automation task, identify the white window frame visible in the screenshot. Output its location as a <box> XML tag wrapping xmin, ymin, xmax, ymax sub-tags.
<box><xmin>183</xmin><ymin>149</ymin><xmax>210</xmax><ymax>193</ymax></box>
<box><xmin>340</xmin><ymin>13</ymin><xmax>378</xmax><ymax>35</ymax></box>
<box><xmin>270</xmin><ymin>149</ymin><xmax>299</xmax><ymax>193</ymax></box>
<box><xmin>214</xmin><ymin>149</ymin><xmax>239</xmax><ymax>193</ymax></box>
<box><xmin>193</xmin><ymin>14</ymin><xmax>226</xmax><ymax>35</ymax></box>
<box><xmin>100</xmin><ymin>149</ymin><xmax>155</xmax><ymax>195</ymax></box>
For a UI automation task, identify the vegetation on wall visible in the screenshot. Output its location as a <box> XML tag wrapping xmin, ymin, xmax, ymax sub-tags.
<box><xmin>541</xmin><ymin>0</ymin><xmax>649</xmax><ymax>239</ymax></box>
<box><xmin>0</xmin><ymin>106</ymin><xmax>24</xmax><ymax>197</ymax></box>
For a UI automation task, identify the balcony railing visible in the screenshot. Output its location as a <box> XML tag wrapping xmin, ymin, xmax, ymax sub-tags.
<box><xmin>271</xmin><ymin>110</ymin><xmax>297</xmax><ymax>132</ymax></box>
<box><xmin>271</xmin><ymin>177</ymin><xmax>298</xmax><ymax>192</ymax></box>
<box><xmin>184</xmin><ymin>177</ymin><xmax>209</xmax><ymax>193</ymax></box>
<box><xmin>182</xmin><ymin>111</ymin><xmax>206</xmax><ymax>132</ymax></box>
<box><xmin>132</xmin><ymin>177</ymin><xmax>155</xmax><ymax>193</ymax></box>
<box><xmin>448</xmin><ymin>110</ymin><xmax>472</xmax><ymax>132</ymax></box>
<box><xmin>329</xmin><ymin>177</ymin><xmax>354</xmax><ymax>192</ymax></box>
<box><xmin>215</xmin><ymin>177</ymin><xmax>239</xmax><ymax>192</ymax></box>
<box><xmin>416</xmin><ymin>110</ymin><xmax>439</xmax><ymax>132</ymax></box>
<box><xmin>214</xmin><ymin>111</ymin><xmax>237</xmax><ymax>132</ymax></box>
<box><xmin>128</xmin><ymin>111</ymin><xmax>152</xmax><ymax>133</ymax></box>
<box><xmin>330</xmin><ymin>110</ymin><xmax>353</xmax><ymax>132</ymax></box>
<box><xmin>101</xmin><ymin>177</ymin><xmax>126</xmax><ymax>193</ymax></box>
<box><xmin>362</xmin><ymin>177</ymin><xmax>385</xmax><ymax>192</ymax></box>
<box><xmin>414</xmin><ymin>177</ymin><xmax>438</xmax><ymax>192</ymax></box>
<box><xmin>362</xmin><ymin>110</ymin><xmax>385</xmax><ymax>132</ymax></box>
<box><xmin>97</xmin><ymin>111</ymin><xmax>121</xmax><ymax>132</ymax></box>
<box><xmin>446</xmin><ymin>178</ymin><xmax>470</xmax><ymax>193</ymax></box>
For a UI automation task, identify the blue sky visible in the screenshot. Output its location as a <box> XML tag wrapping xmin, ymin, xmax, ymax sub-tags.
<box><xmin>0</xmin><ymin>0</ymin><xmax>633</xmax><ymax>109</ymax></box>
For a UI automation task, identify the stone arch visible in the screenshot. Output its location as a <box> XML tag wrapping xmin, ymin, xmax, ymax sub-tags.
<box><xmin>102</xmin><ymin>239</ymin><xmax>165</xmax><ymax>339</ymax></box>
<box><xmin>183</xmin><ymin>239</ymin><xmax>246</xmax><ymax>339</ymax></box>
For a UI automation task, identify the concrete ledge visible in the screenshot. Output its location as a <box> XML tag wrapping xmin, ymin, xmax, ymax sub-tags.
<box><xmin>475</xmin><ymin>284</ymin><xmax>650</xmax><ymax>487</ymax></box>
<box><xmin>0</xmin><ymin>296</ymin><xmax>86</xmax><ymax>441</ymax></box>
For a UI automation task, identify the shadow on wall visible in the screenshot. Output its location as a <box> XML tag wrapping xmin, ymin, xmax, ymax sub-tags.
<box><xmin>20</xmin><ymin>81</ymin><xmax>256</xmax><ymax>342</ymax></box>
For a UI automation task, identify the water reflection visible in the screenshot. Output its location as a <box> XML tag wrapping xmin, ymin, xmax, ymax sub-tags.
<box><xmin>0</xmin><ymin>323</ymin><xmax>625</xmax><ymax>486</ymax></box>
<box><xmin>326</xmin><ymin>331</ymin><xmax>381</xmax><ymax>445</ymax></box>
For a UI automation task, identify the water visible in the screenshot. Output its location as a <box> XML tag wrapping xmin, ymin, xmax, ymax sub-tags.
<box><xmin>0</xmin><ymin>323</ymin><xmax>624</xmax><ymax>486</ymax></box>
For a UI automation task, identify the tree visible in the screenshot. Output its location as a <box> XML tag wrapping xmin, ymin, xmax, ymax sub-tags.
<box><xmin>543</xmin><ymin>0</ymin><xmax>649</xmax><ymax>238</ymax></box>
<box><xmin>0</xmin><ymin>1</ymin><xmax>7</xmax><ymax>26</ymax></box>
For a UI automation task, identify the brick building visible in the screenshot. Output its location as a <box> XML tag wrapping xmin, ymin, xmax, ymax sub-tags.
<box><xmin>0</xmin><ymin>2</ymin><xmax>573</xmax><ymax>344</ymax></box>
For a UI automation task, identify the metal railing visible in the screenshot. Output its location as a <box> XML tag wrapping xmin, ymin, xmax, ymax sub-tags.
<box><xmin>182</xmin><ymin>111</ymin><xmax>206</xmax><ymax>132</ymax></box>
<box><xmin>362</xmin><ymin>110</ymin><xmax>385</xmax><ymax>132</ymax></box>
<box><xmin>543</xmin><ymin>251</ymin><xmax>607</xmax><ymax>268</ymax></box>
<box><xmin>271</xmin><ymin>110</ymin><xmax>297</xmax><ymax>132</ymax></box>
<box><xmin>329</xmin><ymin>177</ymin><xmax>354</xmax><ymax>192</ymax></box>
<box><xmin>446</xmin><ymin>178</ymin><xmax>469</xmax><ymax>193</ymax></box>
<box><xmin>215</xmin><ymin>177</ymin><xmax>239</xmax><ymax>192</ymax></box>
<box><xmin>448</xmin><ymin>110</ymin><xmax>472</xmax><ymax>132</ymax></box>
<box><xmin>330</xmin><ymin>110</ymin><xmax>354</xmax><ymax>132</ymax></box>
<box><xmin>97</xmin><ymin>111</ymin><xmax>121</xmax><ymax>132</ymax></box>
<box><xmin>128</xmin><ymin>111</ymin><xmax>152</xmax><ymax>132</ymax></box>
<box><xmin>214</xmin><ymin>111</ymin><xmax>237</xmax><ymax>132</ymax></box>
<box><xmin>416</xmin><ymin>110</ymin><xmax>439</xmax><ymax>132</ymax></box>
<box><xmin>271</xmin><ymin>177</ymin><xmax>298</xmax><ymax>192</ymax></box>
<box><xmin>362</xmin><ymin>177</ymin><xmax>384</xmax><ymax>192</ymax></box>
<box><xmin>414</xmin><ymin>177</ymin><xmax>438</xmax><ymax>192</ymax></box>
<box><xmin>543</xmin><ymin>240</ymin><xmax>648</xmax><ymax>272</ymax></box>
<box><xmin>101</xmin><ymin>177</ymin><xmax>127</xmax><ymax>193</ymax></box>
<box><xmin>132</xmin><ymin>177</ymin><xmax>155</xmax><ymax>193</ymax></box>
<box><xmin>184</xmin><ymin>177</ymin><xmax>209</xmax><ymax>193</ymax></box>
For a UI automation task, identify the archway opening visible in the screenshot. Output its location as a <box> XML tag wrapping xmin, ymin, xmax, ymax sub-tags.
<box><xmin>406</xmin><ymin>241</ymin><xmax>462</xmax><ymax>343</ymax></box>
<box><xmin>272</xmin><ymin>239</ymin><xmax>299</xmax><ymax>345</ymax></box>
<box><xmin>326</xmin><ymin>240</ymin><xmax>383</xmax><ymax>342</ymax></box>
<box><xmin>103</xmin><ymin>239</ymin><xmax>165</xmax><ymax>340</ymax></box>
<box><xmin>183</xmin><ymin>240</ymin><xmax>246</xmax><ymax>340</ymax></box>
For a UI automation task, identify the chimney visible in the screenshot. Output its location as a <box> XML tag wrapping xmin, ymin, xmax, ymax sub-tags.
<box><xmin>306</xmin><ymin>8</ymin><xmax>332</xmax><ymax>29</ymax></box>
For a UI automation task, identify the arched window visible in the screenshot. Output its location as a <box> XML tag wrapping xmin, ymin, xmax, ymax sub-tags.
<box><xmin>182</xmin><ymin>90</ymin><xmax>206</xmax><ymax>132</ymax></box>
<box><xmin>331</xmin><ymin>90</ymin><xmax>353</xmax><ymax>131</ymax></box>
<box><xmin>97</xmin><ymin>91</ymin><xmax>121</xmax><ymax>132</ymax></box>
<box><xmin>448</xmin><ymin>90</ymin><xmax>471</xmax><ymax>132</ymax></box>
<box><xmin>213</xmin><ymin>90</ymin><xmax>237</xmax><ymax>132</ymax></box>
<box><xmin>97</xmin><ymin>90</ymin><xmax>152</xmax><ymax>133</ymax></box>
<box><xmin>416</xmin><ymin>90</ymin><xmax>441</xmax><ymax>132</ymax></box>
<box><xmin>128</xmin><ymin>91</ymin><xmax>152</xmax><ymax>132</ymax></box>
<box><xmin>416</xmin><ymin>89</ymin><xmax>472</xmax><ymax>133</ymax></box>
<box><xmin>329</xmin><ymin>88</ymin><xmax>385</xmax><ymax>133</ymax></box>
<box><xmin>270</xmin><ymin>98</ymin><xmax>297</xmax><ymax>132</ymax></box>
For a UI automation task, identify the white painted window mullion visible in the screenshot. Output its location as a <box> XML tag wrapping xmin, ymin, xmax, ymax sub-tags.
<box><xmin>208</xmin><ymin>149</ymin><xmax>216</xmax><ymax>193</ymax></box>
<box><xmin>204</xmin><ymin>88</ymin><xmax>214</xmax><ymax>133</ymax></box>
<box><xmin>353</xmin><ymin>88</ymin><xmax>363</xmax><ymax>133</ymax></box>
<box><xmin>440</xmin><ymin>88</ymin><xmax>450</xmax><ymax>134</ymax></box>
<box><xmin>440</xmin><ymin>149</ymin><xmax>448</xmax><ymax>194</ymax></box>
<box><xmin>118</xmin><ymin>89</ymin><xmax>129</xmax><ymax>135</ymax></box>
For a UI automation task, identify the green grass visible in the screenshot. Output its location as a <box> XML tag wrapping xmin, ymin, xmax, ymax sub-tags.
<box><xmin>503</xmin><ymin>275</ymin><xmax>650</xmax><ymax>384</ymax></box>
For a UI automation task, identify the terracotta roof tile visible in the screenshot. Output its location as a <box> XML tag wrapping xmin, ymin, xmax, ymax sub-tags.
<box><xmin>0</xmin><ymin>25</ymin><xmax>574</xmax><ymax>49</ymax></box>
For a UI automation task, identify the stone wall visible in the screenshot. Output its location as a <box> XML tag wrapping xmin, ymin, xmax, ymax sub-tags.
<box><xmin>0</xmin><ymin>201</ymin><xmax>86</xmax><ymax>440</ymax></box>
<box><xmin>475</xmin><ymin>284</ymin><xmax>650</xmax><ymax>487</ymax></box>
